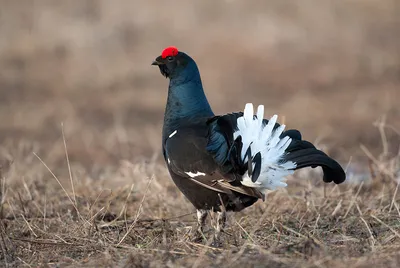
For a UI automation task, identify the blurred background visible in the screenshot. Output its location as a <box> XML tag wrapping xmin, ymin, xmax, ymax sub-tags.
<box><xmin>1</xmin><ymin>0</ymin><xmax>399</xmax><ymax>176</ymax></box>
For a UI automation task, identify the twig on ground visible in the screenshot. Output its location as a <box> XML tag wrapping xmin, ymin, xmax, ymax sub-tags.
<box><xmin>61</xmin><ymin>122</ymin><xmax>77</xmax><ymax>206</ymax></box>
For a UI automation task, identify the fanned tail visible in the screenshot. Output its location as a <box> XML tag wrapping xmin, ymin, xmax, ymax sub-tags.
<box><xmin>233</xmin><ymin>103</ymin><xmax>346</xmax><ymax>191</ymax></box>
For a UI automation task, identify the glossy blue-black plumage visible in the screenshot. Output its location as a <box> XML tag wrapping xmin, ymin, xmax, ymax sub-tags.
<box><xmin>156</xmin><ymin>49</ymin><xmax>345</xmax><ymax>212</ymax></box>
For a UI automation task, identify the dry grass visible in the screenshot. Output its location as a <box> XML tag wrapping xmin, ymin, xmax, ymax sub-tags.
<box><xmin>1</xmin><ymin>0</ymin><xmax>400</xmax><ymax>267</ymax></box>
<box><xmin>1</xmin><ymin>133</ymin><xmax>400</xmax><ymax>267</ymax></box>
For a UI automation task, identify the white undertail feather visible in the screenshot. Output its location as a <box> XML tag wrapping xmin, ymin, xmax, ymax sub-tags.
<box><xmin>234</xmin><ymin>103</ymin><xmax>297</xmax><ymax>191</ymax></box>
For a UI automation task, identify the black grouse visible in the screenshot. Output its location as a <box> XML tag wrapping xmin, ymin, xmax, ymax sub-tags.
<box><xmin>152</xmin><ymin>46</ymin><xmax>346</xmax><ymax>236</ymax></box>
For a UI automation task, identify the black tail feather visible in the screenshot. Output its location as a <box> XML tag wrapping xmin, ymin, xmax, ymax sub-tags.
<box><xmin>283</xmin><ymin>140</ymin><xmax>346</xmax><ymax>184</ymax></box>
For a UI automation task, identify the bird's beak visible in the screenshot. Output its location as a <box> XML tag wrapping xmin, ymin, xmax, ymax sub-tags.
<box><xmin>151</xmin><ymin>56</ymin><xmax>164</xmax><ymax>66</ymax></box>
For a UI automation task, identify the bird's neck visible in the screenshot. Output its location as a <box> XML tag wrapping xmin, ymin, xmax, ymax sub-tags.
<box><xmin>163</xmin><ymin>70</ymin><xmax>214</xmax><ymax>139</ymax></box>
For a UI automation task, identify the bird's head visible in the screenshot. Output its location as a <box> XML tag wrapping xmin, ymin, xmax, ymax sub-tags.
<box><xmin>151</xmin><ymin>46</ymin><xmax>194</xmax><ymax>79</ymax></box>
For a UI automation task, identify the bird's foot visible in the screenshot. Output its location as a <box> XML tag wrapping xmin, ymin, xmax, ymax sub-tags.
<box><xmin>189</xmin><ymin>228</ymin><xmax>205</xmax><ymax>243</ymax></box>
<box><xmin>211</xmin><ymin>237</ymin><xmax>222</xmax><ymax>248</ymax></box>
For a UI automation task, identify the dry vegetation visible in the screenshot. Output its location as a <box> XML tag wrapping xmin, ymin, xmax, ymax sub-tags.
<box><xmin>1</xmin><ymin>1</ymin><xmax>400</xmax><ymax>267</ymax></box>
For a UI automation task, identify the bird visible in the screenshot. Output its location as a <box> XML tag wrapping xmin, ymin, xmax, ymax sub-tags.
<box><xmin>152</xmin><ymin>46</ymin><xmax>346</xmax><ymax>239</ymax></box>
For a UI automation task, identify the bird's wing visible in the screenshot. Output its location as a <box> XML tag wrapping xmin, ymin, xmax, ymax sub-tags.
<box><xmin>163</xmin><ymin>118</ymin><xmax>264</xmax><ymax>199</ymax></box>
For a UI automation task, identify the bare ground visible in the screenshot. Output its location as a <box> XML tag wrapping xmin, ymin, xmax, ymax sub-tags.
<box><xmin>1</xmin><ymin>1</ymin><xmax>400</xmax><ymax>267</ymax></box>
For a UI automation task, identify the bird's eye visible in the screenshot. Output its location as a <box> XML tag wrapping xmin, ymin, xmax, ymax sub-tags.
<box><xmin>167</xmin><ymin>56</ymin><xmax>174</xmax><ymax>62</ymax></box>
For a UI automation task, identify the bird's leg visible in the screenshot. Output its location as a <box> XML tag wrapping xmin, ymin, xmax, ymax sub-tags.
<box><xmin>190</xmin><ymin>209</ymin><xmax>207</xmax><ymax>242</ymax></box>
<box><xmin>216</xmin><ymin>211</ymin><xmax>227</xmax><ymax>233</ymax></box>
<box><xmin>214</xmin><ymin>210</ymin><xmax>227</xmax><ymax>241</ymax></box>
<box><xmin>213</xmin><ymin>193</ymin><xmax>227</xmax><ymax>245</ymax></box>
<box><xmin>196</xmin><ymin>209</ymin><xmax>208</xmax><ymax>233</ymax></box>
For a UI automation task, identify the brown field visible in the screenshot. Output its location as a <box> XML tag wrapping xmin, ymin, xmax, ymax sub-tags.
<box><xmin>1</xmin><ymin>1</ymin><xmax>400</xmax><ymax>267</ymax></box>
